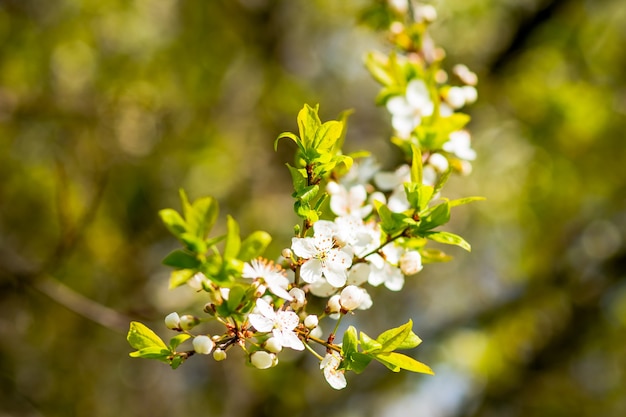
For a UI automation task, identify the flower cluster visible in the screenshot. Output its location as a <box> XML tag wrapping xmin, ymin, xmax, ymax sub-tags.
<box><xmin>127</xmin><ymin>0</ymin><xmax>481</xmax><ymax>390</ymax></box>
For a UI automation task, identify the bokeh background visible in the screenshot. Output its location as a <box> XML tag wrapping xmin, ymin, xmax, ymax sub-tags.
<box><xmin>1</xmin><ymin>0</ymin><xmax>625</xmax><ymax>416</ymax></box>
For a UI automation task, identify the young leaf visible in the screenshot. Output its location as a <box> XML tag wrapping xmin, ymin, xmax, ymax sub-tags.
<box><xmin>159</xmin><ymin>209</ymin><xmax>186</xmax><ymax>238</ymax></box>
<box><xmin>286</xmin><ymin>164</ymin><xmax>308</xmax><ymax>194</ymax></box>
<box><xmin>238</xmin><ymin>231</ymin><xmax>272</xmax><ymax>262</ymax></box>
<box><xmin>346</xmin><ymin>352</ymin><xmax>373</xmax><ymax>374</ymax></box>
<box><xmin>297</xmin><ymin>104</ymin><xmax>322</xmax><ymax>149</ymax></box>
<box><xmin>374</xmin><ymin>352</ymin><xmax>434</xmax><ymax>374</ymax></box>
<box><xmin>375</xmin><ymin>320</ymin><xmax>413</xmax><ymax>353</ymax></box>
<box><xmin>410</xmin><ymin>144</ymin><xmax>423</xmax><ymax>185</ymax></box>
<box><xmin>424</xmin><ymin>231</ymin><xmax>471</xmax><ymax>251</ymax></box>
<box><xmin>127</xmin><ymin>322</ymin><xmax>168</xmax><ymax>351</ymax></box>
<box><xmin>162</xmin><ymin>250</ymin><xmax>201</xmax><ymax>269</ymax></box>
<box><xmin>359</xmin><ymin>331</ymin><xmax>382</xmax><ymax>353</ymax></box>
<box><xmin>223</xmin><ymin>215</ymin><xmax>241</xmax><ymax>260</ymax></box>
<box><xmin>447</xmin><ymin>196</ymin><xmax>486</xmax><ymax>207</ymax></box>
<box><xmin>186</xmin><ymin>196</ymin><xmax>219</xmax><ymax>239</ymax></box>
<box><xmin>418</xmin><ymin>201</ymin><xmax>451</xmax><ymax>232</ymax></box>
<box><xmin>169</xmin><ymin>269</ymin><xmax>196</xmax><ymax>289</ymax></box>
<box><xmin>169</xmin><ymin>334</ymin><xmax>192</xmax><ymax>350</ymax></box>
<box><xmin>129</xmin><ymin>347</ymin><xmax>171</xmax><ymax>360</ymax></box>
<box><xmin>275</xmin><ymin>131</ymin><xmax>303</xmax><ymax>153</ymax></box>
<box><xmin>342</xmin><ymin>326</ymin><xmax>359</xmax><ymax>357</ymax></box>
<box><xmin>226</xmin><ymin>285</ymin><xmax>246</xmax><ymax>313</ymax></box>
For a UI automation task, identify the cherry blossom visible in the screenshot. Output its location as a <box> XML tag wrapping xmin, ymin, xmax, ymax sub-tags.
<box><xmin>443</xmin><ymin>130</ymin><xmax>476</xmax><ymax>161</ymax></box>
<box><xmin>248</xmin><ymin>298</ymin><xmax>304</xmax><ymax>351</ymax></box>
<box><xmin>386</xmin><ymin>79</ymin><xmax>434</xmax><ymax>138</ymax></box>
<box><xmin>242</xmin><ymin>258</ymin><xmax>292</xmax><ymax>300</ymax></box>
<box><xmin>321</xmin><ymin>352</ymin><xmax>347</xmax><ymax>390</ymax></box>
<box><xmin>291</xmin><ymin>222</ymin><xmax>352</xmax><ymax>288</ymax></box>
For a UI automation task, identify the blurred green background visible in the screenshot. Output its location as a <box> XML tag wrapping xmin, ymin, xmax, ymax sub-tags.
<box><xmin>1</xmin><ymin>0</ymin><xmax>625</xmax><ymax>416</ymax></box>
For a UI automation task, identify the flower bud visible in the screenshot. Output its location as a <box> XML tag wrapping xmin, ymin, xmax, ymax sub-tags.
<box><xmin>462</xmin><ymin>86</ymin><xmax>478</xmax><ymax>104</ymax></box>
<box><xmin>400</xmin><ymin>251</ymin><xmax>423</xmax><ymax>275</ymax></box>
<box><xmin>164</xmin><ymin>312</ymin><xmax>181</xmax><ymax>330</ymax></box>
<box><xmin>289</xmin><ymin>287</ymin><xmax>306</xmax><ymax>310</ymax></box>
<box><xmin>446</xmin><ymin>87</ymin><xmax>466</xmax><ymax>109</ymax></box>
<box><xmin>340</xmin><ymin>286</ymin><xmax>364</xmax><ymax>311</ymax></box>
<box><xmin>187</xmin><ymin>272</ymin><xmax>207</xmax><ymax>291</ymax></box>
<box><xmin>304</xmin><ymin>314</ymin><xmax>319</xmax><ymax>329</ymax></box>
<box><xmin>213</xmin><ymin>348</ymin><xmax>227</xmax><ymax>361</ymax></box>
<box><xmin>265</xmin><ymin>337</ymin><xmax>283</xmax><ymax>353</ymax></box>
<box><xmin>281</xmin><ymin>248</ymin><xmax>293</xmax><ymax>259</ymax></box>
<box><xmin>250</xmin><ymin>351</ymin><xmax>275</xmax><ymax>370</ymax></box>
<box><xmin>179</xmin><ymin>315</ymin><xmax>199</xmax><ymax>330</ymax></box>
<box><xmin>429</xmin><ymin>153</ymin><xmax>449</xmax><ymax>173</ymax></box>
<box><xmin>192</xmin><ymin>335</ymin><xmax>215</xmax><ymax>355</ymax></box>
<box><xmin>310</xmin><ymin>324</ymin><xmax>323</xmax><ymax>339</ymax></box>
<box><xmin>327</xmin><ymin>294</ymin><xmax>341</xmax><ymax>314</ymax></box>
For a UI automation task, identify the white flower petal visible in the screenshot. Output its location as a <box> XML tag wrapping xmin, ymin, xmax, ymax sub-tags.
<box><xmin>300</xmin><ymin>259</ymin><xmax>323</xmax><ymax>283</ymax></box>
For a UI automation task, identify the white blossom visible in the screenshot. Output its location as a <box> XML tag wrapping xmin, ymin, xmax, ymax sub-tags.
<box><xmin>374</xmin><ymin>164</ymin><xmax>412</xmax><ymax>212</ymax></box>
<box><xmin>242</xmin><ymin>258</ymin><xmax>292</xmax><ymax>301</ymax></box>
<box><xmin>443</xmin><ymin>130</ymin><xmax>476</xmax><ymax>161</ymax></box>
<box><xmin>386</xmin><ymin>79</ymin><xmax>434</xmax><ymax>138</ymax></box>
<box><xmin>248</xmin><ymin>298</ymin><xmax>304</xmax><ymax>351</ymax></box>
<box><xmin>291</xmin><ymin>222</ymin><xmax>352</xmax><ymax>288</ymax></box>
<box><xmin>400</xmin><ymin>250</ymin><xmax>423</xmax><ymax>275</ymax></box>
<box><xmin>288</xmin><ymin>287</ymin><xmax>306</xmax><ymax>309</ymax></box>
<box><xmin>321</xmin><ymin>352</ymin><xmax>347</xmax><ymax>390</ymax></box>
<box><xmin>367</xmin><ymin>244</ymin><xmax>405</xmax><ymax>291</ymax></box>
<box><xmin>327</xmin><ymin>182</ymin><xmax>372</xmax><ymax>218</ymax></box>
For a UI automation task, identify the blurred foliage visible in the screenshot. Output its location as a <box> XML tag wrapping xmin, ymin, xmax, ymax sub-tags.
<box><xmin>1</xmin><ymin>0</ymin><xmax>625</xmax><ymax>416</ymax></box>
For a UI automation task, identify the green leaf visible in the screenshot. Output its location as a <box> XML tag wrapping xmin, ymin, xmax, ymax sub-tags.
<box><xmin>275</xmin><ymin>131</ymin><xmax>303</xmax><ymax>152</ymax></box>
<box><xmin>418</xmin><ymin>201</ymin><xmax>451</xmax><ymax>231</ymax></box>
<box><xmin>286</xmin><ymin>164</ymin><xmax>308</xmax><ymax>193</ymax></box>
<box><xmin>410</xmin><ymin>144</ymin><xmax>423</xmax><ymax>184</ymax></box>
<box><xmin>238</xmin><ymin>231</ymin><xmax>272</xmax><ymax>262</ymax></box>
<box><xmin>447</xmin><ymin>196</ymin><xmax>486</xmax><ymax>207</ymax></box>
<box><xmin>180</xmin><ymin>232</ymin><xmax>207</xmax><ymax>254</ymax></box>
<box><xmin>169</xmin><ymin>268</ymin><xmax>196</xmax><ymax>289</ymax></box>
<box><xmin>129</xmin><ymin>347</ymin><xmax>171</xmax><ymax>360</ymax></box>
<box><xmin>162</xmin><ymin>250</ymin><xmax>200</xmax><ymax>269</ymax></box>
<box><xmin>223</xmin><ymin>215</ymin><xmax>241</xmax><ymax>260</ymax></box>
<box><xmin>346</xmin><ymin>352</ymin><xmax>373</xmax><ymax>374</ymax></box>
<box><xmin>127</xmin><ymin>322</ymin><xmax>168</xmax><ymax>351</ymax></box>
<box><xmin>297</xmin><ymin>104</ymin><xmax>322</xmax><ymax>149</ymax></box>
<box><xmin>374</xmin><ymin>352</ymin><xmax>434</xmax><ymax>375</ymax></box>
<box><xmin>375</xmin><ymin>320</ymin><xmax>413</xmax><ymax>353</ymax></box>
<box><xmin>294</xmin><ymin>184</ymin><xmax>319</xmax><ymax>203</ymax></box>
<box><xmin>374</xmin><ymin>200</ymin><xmax>408</xmax><ymax>236</ymax></box>
<box><xmin>395</xmin><ymin>331</ymin><xmax>422</xmax><ymax>350</ymax></box>
<box><xmin>170</xmin><ymin>355</ymin><xmax>185</xmax><ymax>369</ymax></box>
<box><xmin>169</xmin><ymin>334</ymin><xmax>192</xmax><ymax>350</ymax></box>
<box><xmin>227</xmin><ymin>285</ymin><xmax>246</xmax><ymax>313</ymax></box>
<box><xmin>159</xmin><ymin>209</ymin><xmax>186</xmax><ymax>238</ymax></box>
<box><xmin>424</xmin><ymin>231</ymin><xmax>471</xmax><ymax>251</ymax></box>
<box><xmin>360</xmin><ymin>331</ymin><xmax>382</xmax><ymax>353</ymax></box>
<box><xmin>313</xmin><ymin>120</ymin><xmax>343</xmax><ymax>152</ymax></box>
<box><xmin>185</xmin><ymin>195</ymin><xmax>219</xmax><ymax>239</ymax></box>
<box><xmin>342</xmin><ymin>326</ymin><xmax>359</xmax><ymax>357</ymax></box>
